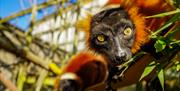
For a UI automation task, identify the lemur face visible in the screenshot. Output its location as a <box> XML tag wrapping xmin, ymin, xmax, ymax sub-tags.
<box><xmin>89</xmin><ymin>7</ymin><xmax>135</xmax><ymax>66</ymax></box>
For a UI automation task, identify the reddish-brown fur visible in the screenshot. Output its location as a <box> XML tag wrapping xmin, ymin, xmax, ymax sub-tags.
<box><xmin>56</xmin><ymin>52</ymin><xmax>108</xmax><ymax>90</ymax></box>
<box><xmin>77</xmin><ymin>0</ymin><xmax>173</xmax><ymax>53</ymax></box>
<box><xmin>64</xmin><ymin>52</ymin><xmax>107</xmax><ymax>73</ymax></box>
<box><xmin>107</xmin><ymin>0</ymin><xmax>173</xmax><ymax>53</ymax></box>
<box><xmin>63</xmin><ymin>52</ymin><xmax>108</xmax><ymax>87</ymax></box>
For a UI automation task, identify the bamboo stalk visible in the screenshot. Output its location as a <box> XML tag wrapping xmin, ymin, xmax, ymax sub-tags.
<box><xmin>0</xmin><ymin>0</ymin><xmax>63</xmax><ymax>24</ymax></box>
<box><xmin>35</xmin><ymin>69</ymin><xmax>48</xmax><ymax>91</ymax></box>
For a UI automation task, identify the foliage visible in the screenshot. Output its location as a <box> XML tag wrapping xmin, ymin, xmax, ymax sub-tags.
<box><xmin>139</xmin><ymin>1</ymin><xmax>180</xmax><ymax>90</ymax></box>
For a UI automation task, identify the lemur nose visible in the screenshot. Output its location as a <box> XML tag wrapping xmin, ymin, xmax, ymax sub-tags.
<box><xmin>120</xmin><ymin>52</ymin><xmax>126</xmax><ymax>58</ymax></box>
<box><xmin>116</xmin><ymin>52</ymin><xmax>126</xmax><ymax>61</ymax></box>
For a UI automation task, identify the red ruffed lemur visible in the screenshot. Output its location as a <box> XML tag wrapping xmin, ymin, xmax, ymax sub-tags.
<box><xmin>55</xmin><ymin>0</ymin><xmax>179</xmax><ymax>91</ymax></box>
<box><xmin>55</xmin><ymin>52</ymin><xmax>109</xmax><ymax>91</ymax></box>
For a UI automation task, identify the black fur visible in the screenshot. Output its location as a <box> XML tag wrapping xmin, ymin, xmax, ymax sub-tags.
<box><xmin>89</xmin><ymin>7</ymin><xmax>135</xmax><ymax>66</ymax></box>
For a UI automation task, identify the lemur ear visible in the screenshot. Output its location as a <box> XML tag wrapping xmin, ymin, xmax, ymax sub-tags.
<box><xmin>76</xmin><ymin>13</ymin><xmax>92</xmax><ymax>32</ymax></box>
<box><xmin>76</xmin><ymin>13</ymin><xmax>92</xmax><ymax>43</ymax></box>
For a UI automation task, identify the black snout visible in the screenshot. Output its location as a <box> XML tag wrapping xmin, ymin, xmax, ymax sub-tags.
<box><xmin>115</xmin><ymin>51</ymin><xmax>127</xmax><ymax>61</ymax></box>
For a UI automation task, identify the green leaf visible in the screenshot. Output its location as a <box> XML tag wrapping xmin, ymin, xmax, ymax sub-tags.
<box><xmin>154</xmin><ymin>40</ymin><xmax>166</xmax><ymax>52</ymax></box>
<box><xmin>170</xmin><ymin>40</ymin><xmax>180</xmax><ymax>46</ymax></box>
<box><xmin>177</xmin><ymin>64</ymin><xmax>180</xmax><ymax>71</ymax></box>
<box><xmin>44</xmin><ymin>78</ymin><xmax>56</xmax><ymax>86</ymax></box>
<box><xmin>173</xmin><ymin>0</ymin><xmax>180</xmax><ymax>8</ymax></box>
<box><xmin>158</xmin><ymin>69</ymin><xmax>164</xmax><ymax>91</ymax></box>
<box><xmin>150</xmin><ymin>13</ymin><xmax>180</xmax><ymax>37</ymax></box>
<box><xmin>17</xmin><ymin>66</ymin><xmax>27</xmax><ymax>91</ymax></box>
<box><xmin>26</xmin><ymin>35</ymin><xmax>32</xmax><ymax>44</ymax></box>
<box><xmin>175</xmin><ymin>61</ymin><xmax>180</xmax><ymax>71</ymax></box>
<box><xmin>139</xmin><ymin>61</ymin><xmax>156</xmax><ymax>81</ymax></box>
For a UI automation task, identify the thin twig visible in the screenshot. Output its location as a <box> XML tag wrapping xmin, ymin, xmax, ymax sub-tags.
<box><xmin>170</xmin><ymin>40</ymin><xmax>180</xmax><ymax>45</ymax></box>
<box><xmin>150</xmin><ymin>22</ymin><xmax>173</xmax><ymax>38</ymax></box>
<box><xmin>117</xmin><ymin>52</ymin><xmax>147</xmax><ymax>70</ymax></box>
<box><xmin>145</xmin><ymin>9</ymin><xmax>180</xmax><ymax>18</ymax></box>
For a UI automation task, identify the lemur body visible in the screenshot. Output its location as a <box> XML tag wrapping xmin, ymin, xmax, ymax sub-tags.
<box><xmin>56</xmin><ymin>0</ymin><xmax>176</xmax><ymax>91</ymax></box>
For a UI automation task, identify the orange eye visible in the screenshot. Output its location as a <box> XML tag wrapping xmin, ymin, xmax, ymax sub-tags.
<box><xmin>124</xmin><ymin>27</ymin><xmax>132</xmax><ymax>36</ymax></box>
<box><xmin>97</xmin><ymin>34</ymin><xmax>105</xmax><ymax>42</ymax></box>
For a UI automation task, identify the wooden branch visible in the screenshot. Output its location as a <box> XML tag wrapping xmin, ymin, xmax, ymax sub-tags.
<box><xmin>0</xmin><ymin>27</ymin><xmax>50</xmax><ymax>70</ymax></box>
<box><xmin>1</xmin><ymin>22</ymin><xmax>68</xmax><ymax>54</ymax></box>
<box><xmin>34</xmin><ymin>4</ymin><xmax>76</xmax><ymax>26</ymax></box>
<box><xmin>23</xmin><ymin>47</ymin><xmax>50</xmax><ymax>70</ymax></box>
<box><xmin>0</xmin><ymin>72</ymin><xmax>18</xmax><ymax>91</ymax></box>
<box><xmin>35</xmin><ymin>69</ymin><xmax>48</xmax><ymax>91</ymax></box>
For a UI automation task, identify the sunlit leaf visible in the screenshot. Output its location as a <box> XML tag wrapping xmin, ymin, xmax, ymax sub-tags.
<box><xmin>26</xmin><ymin>35</ymin><xmax>32</xmax><ymax>44</ymax></box>
<box><xmin>177</xmin><ymin>64</ymin><xmax>180</xmax><ymax>71</ymax></box>
<box><xmin>154</xmin><ymin>40</ymin><xmax>166</xmax><ymax>52</ymax></box>
<box><xmin>17</xmin><ymin>66</ymin><xmax>27</xmax><ymax>91</ymax></box>
<box><xmin>26</xmin><ymin>77</ymin><xmax>36</xmax><ymax>84</ymax></box>
<box><xmin>175</xmin><ymin>61</ymin><xmax>180</xmax><ymax>71</ymax></box>
<box><xmin>44</xmin><ymin>78</ymin><xmax>56</xmax><ymax>86</ymax></box>
<box><xmin>49</xmin><ymin>62</ymin><xmax>63</xmax><ymax>75</ymax></box>
<box><xmin>139</xmin><ymin>61</ymin><xmax>156</xmax><ymax>81</ymax></box>
<box><xmin>158</xmin><ymin>69</ymin><xmax>164</xmax><ymax>91</ymax></box>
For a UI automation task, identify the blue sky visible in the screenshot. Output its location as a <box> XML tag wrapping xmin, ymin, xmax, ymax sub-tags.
<box><xmin>0</xmin><ymin>0</ymin><xmax>46</xmax><ymax>30</ymax></box>
<box><xmin>0</xmin><ymin>0</ymin><xmax>77</xmax><ymax>30</ymax></box>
